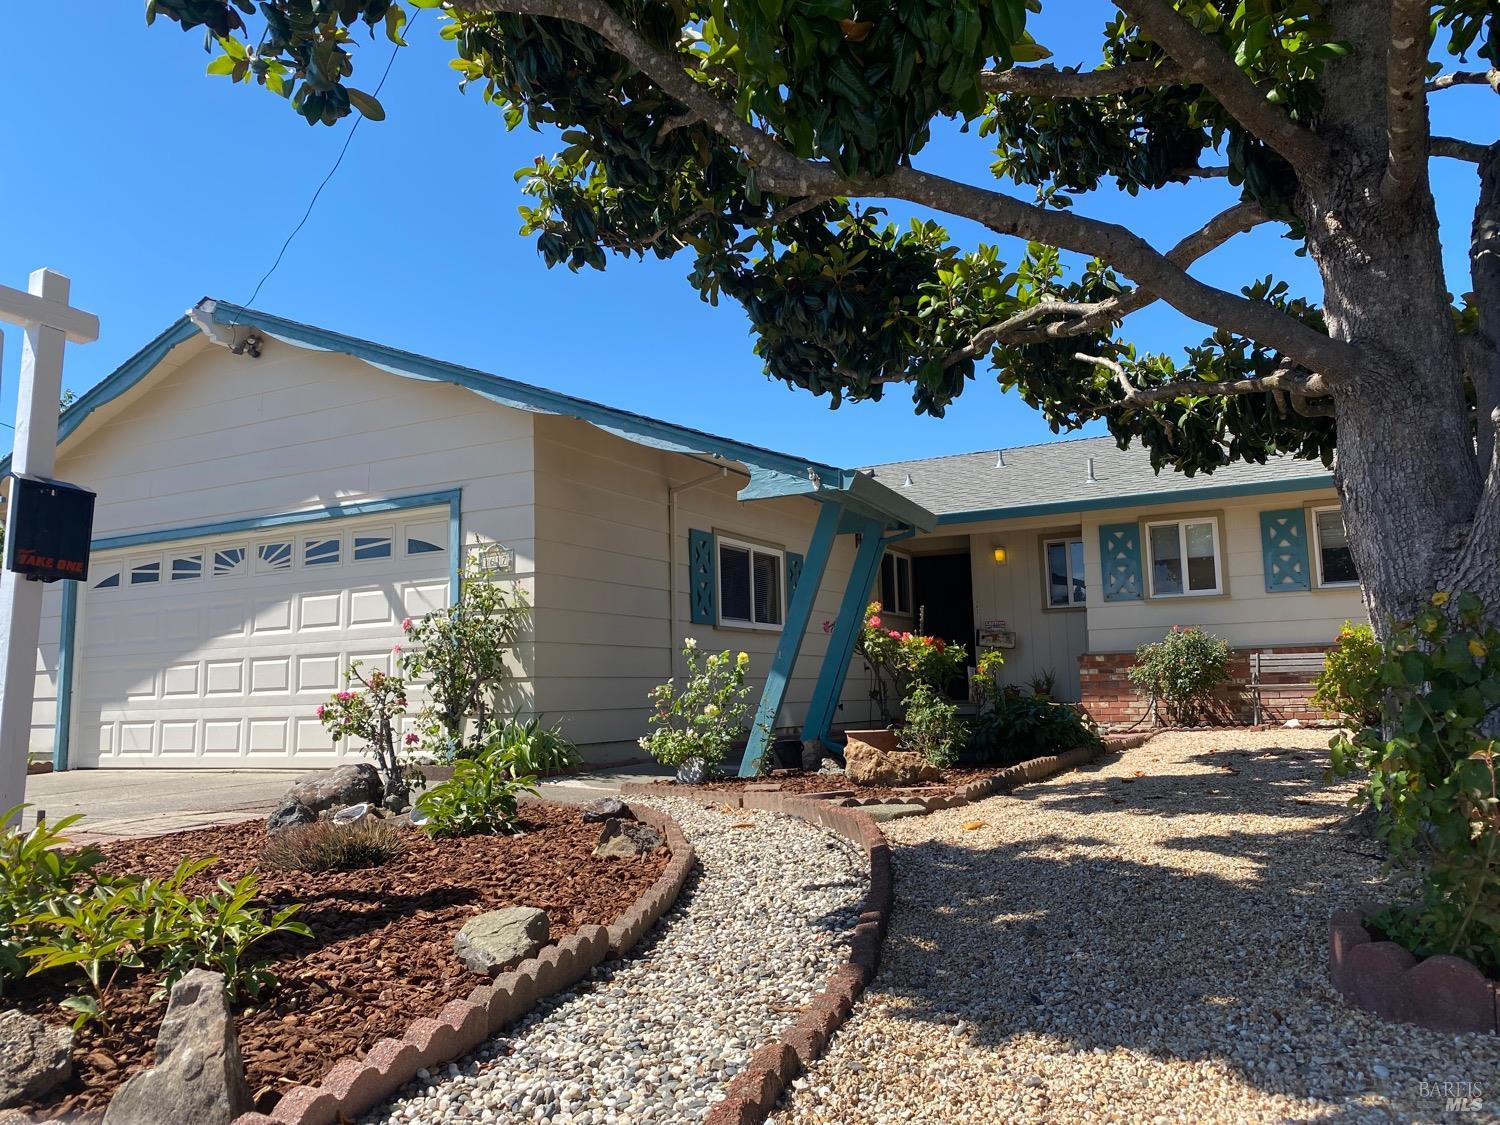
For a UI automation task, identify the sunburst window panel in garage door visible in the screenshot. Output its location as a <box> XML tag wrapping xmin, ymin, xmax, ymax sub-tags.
<box><xmin>74</xmin><ymin>509</ymin><xmax>452</xmax><ymax>767</ymax></box>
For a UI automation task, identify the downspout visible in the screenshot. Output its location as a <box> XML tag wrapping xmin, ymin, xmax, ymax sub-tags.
<box><xmin>667</xmin><ymin>466</ymin><xmax>727</xmax><ymax>679</ymax></box>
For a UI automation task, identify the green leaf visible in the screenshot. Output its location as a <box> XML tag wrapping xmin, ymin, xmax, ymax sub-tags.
<box><xmin>206</xmin><ymin>55</ymin><xmax>237</xmax><ymax>77</ymax></box>
<box><xmin>346</xmin><ymin>89</ymin><xmax>386</xmax><ymax>121</ymax></box>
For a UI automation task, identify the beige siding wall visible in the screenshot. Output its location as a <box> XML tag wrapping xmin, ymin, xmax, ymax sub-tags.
<box><xmin>1080</xmin><ymin>489</ymin><xmax>1369</xmax><ymax>653</ymax></box>
<box><xmin>531</xmin><ymin>415</ymin><xmax>879</xmax><ymax>759</ymax></box>
<box><xmin>41</xmin><ymin>339</ymin><xmax>541</xmax><ymax>760</ymax></box>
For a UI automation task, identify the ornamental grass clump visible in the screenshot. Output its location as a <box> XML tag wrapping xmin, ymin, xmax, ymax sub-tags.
<box><xmin>1329</xmin><ymin>592</ymin><xmax>1500</xmax><ymax>976</ymax></box>
<box><xmin>1128</xmin><ymin>626</ymin><xmax>1231</xmax><ymax>724</ymax></box>
<box><xmin>640</xmin><ymin>640</ymin><xmax>753</xmax><ymax>780</ymax></box>
<box><xmin>259</xmin><ymin>818</ymin><xmax>409</xmax><ymax>874</ymax></box>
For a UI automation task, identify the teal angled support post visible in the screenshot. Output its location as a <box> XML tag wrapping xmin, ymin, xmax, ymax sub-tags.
<box><xmin>737</xmin><ymin>501</ymin><xmax>843</xmax><ymax>777</ymax></box>
<box><xmin>802</xmin><ymin>516</ymin><xmax>887</xmax><ymax>749</ymax></box>
<box><xmin>53</xmin><ymin>581</ymin><xmax>78</xmax><ymax>771</ymax></box>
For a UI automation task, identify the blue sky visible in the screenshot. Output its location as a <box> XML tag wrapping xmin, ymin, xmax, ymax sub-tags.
<box><xmin>0</xmin><ymin>3</ymin><xmax>1489</xmax><ymax>467</ymax></box>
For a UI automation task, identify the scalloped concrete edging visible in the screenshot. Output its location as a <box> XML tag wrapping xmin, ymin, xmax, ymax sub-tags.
<box><xmin>230</xmin><ymin>805</ymin><xmax>695</xmax><ymax>1125</ymax></box>
<box><xmin>1329</xmin><ymin>908</ymin><xmax>1499</xmax><ymax>1035</ymax></box>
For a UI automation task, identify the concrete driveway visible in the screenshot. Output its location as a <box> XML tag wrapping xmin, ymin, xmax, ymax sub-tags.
<box><xmin>17</xmin><ymin>769</ymin><xmax>302</xmax><ymax>840</ymax></box>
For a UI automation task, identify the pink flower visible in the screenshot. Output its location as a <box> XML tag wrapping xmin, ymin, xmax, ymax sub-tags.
<box><xmin>401</xmin><ymin>617</ymin><xmax>413</xmax><ymax>631</ymax></box>
<box><xmin>404</xmin><ymin>732</ymin><xmax>419</xmax><ymax>746</ymax></box>
<box><xmin>337</xmin><ymin>690</ymin><xmax>353</xmax><ymax>702</ymax></box>
<box><xmin>392</xmin><ymin>643</ymin><xmax>403</xmax><ymax>654</ymax></box>
<box><xmin>315</xmin><ymin>704</ymin><xmax>326</xmax><ymax>719</ymax></box>
<box><xmin>822</xmin><ymin>620</ymin><xmax>833</xmax><ymax>633</ymax></box>
<box><xmin>869</xmin><ymin>615</ymin><xmax>883</xmax><ymax>628</ymax></box>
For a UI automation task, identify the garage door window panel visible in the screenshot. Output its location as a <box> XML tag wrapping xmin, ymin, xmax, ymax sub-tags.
<box><xmin>257</xmin><ymin>542</ymin><xmax>292</xmax><ymax>572</ymax></box>
<box><xmin>130</xmin><ymin>559</ymin><xmax>161</xmax><ymax>585</ymax></box>
<box><xmin>303</xmin><ymin>537</ymin><xmax>341</xmax><ymax>567</ymax></box>
<box><xmin>353</xmin><ymin>530</ymin><xmax>393</xmax><ymax>561</ymax></box>
<box><xmin>171</xmin><ymin>553</ymin><xmax>203</xmax><ymax>581</ymax></box>
<box><xmin>214</xmin><ymin>547</ymin><xmax>247</xmax><ymax>577</ymax></box>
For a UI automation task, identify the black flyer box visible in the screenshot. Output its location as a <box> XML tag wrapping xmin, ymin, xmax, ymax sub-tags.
<box><xmin>4</xmin><ymin>473</ymin><xmax>96</xmax><ymax>582</ymax></box>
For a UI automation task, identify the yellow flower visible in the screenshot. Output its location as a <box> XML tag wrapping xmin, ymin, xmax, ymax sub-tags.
<box><xmin>737</xmin><ymin>651</ymin><xmax>750</xmax><ymax>667</ymax></box>
<box><xmin>1431</xmin><ymin>591</ymin><xmax>1451</xmax><ymax>607</ymax></box>
<box><xmin>1469</xmin><ymin>639</ymin><xmax>1488</xmax><ymax>660</ymax></box>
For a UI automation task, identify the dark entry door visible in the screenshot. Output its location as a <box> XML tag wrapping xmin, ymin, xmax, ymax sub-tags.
<box><xmin>911</xmin><ymin>553</ymin><xmax>976</xmax><ymax>698</ymax></box>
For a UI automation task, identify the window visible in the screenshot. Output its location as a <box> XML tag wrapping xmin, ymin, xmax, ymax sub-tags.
<box><xmin>257</xmin><ymin>542</ymin><xmax>292</xmax><ymax>572</ymax></box>
<box><xmin>1313</xmin><ymin>507</ymin><xmax>1359</xmax><ymax>586</ymax></box>
<box><xmin>717</xmin><ymin>536</ymin><xmax>784</xmax><ymax>628</ymax></box>
<box><xmin>303</xmin><ymin>537</ymin><xmax>341</xmax><ymax>567</ymax></box>
<box><xmin>880</xmin><ymin>553</ymin><xmax>913</xmax><ymax>615</ymax></box>
<box><xmin>1044</xmin><ymin>538</ymin><xmax>1087</xmax><ymax>607</ymax></box>
<box><xmin>94</xmin><ymin>569</ymin><xmax>121</xmax><ymax>590</ymax></box>
<box><xmin>130</xmin><ymin>559</ymin><xmax>161</xmax><ymax>585</ymax></box>
<box><xmin>405</xmin><ymin>519</ymin><xmax>447</xmax><ymax>556</ymax></box>
<box><xmin>170</xmin><ymin>553</ymin><xmax>203</xmax><ymax>581</ymax></box>
<box><xmin>1146</xmin><ymin>518</ymin><xmax>1222</xmax><ymax>597</ymax></box>
<box><xmin>213</xmin><ymin>547</ymin><xmax>247</xmax><ymax>576</ymax></box>
<box><xmin>353</xmin><ymin>531</ymin><xmax>393</xmax><ymax>561</ymax></box>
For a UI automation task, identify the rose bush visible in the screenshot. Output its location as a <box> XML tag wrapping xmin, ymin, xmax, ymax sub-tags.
<box><xmin>640</xmin><ymin>640</ymin><xmax>754</xmax><ymax>779</ymax></box>
<box><xmin>843</xmin><ymin>602</ymin><xmax>968</xmax><ymax>723</ymax></box>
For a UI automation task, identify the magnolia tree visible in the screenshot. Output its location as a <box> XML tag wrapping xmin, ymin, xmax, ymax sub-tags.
<box><xmin>149</xmin><ymin>0</ymin><xmax>1499</xmax><ymax>633</ymax></box>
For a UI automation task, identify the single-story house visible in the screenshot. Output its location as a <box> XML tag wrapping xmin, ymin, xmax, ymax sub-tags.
<box><xmin>15</xmin><ymin>300</ymin><xmax>1369</xmax><ymax>775</ymax></box>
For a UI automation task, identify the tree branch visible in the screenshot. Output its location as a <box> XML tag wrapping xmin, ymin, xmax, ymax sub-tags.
<box><xmin>455</xmin><ymin>0</ymin><xmax>1360</xmax><ymax>382</ymax></box>
<box><xmin>1433</xmin><ymin>136</ymin><xmax>1490</xmax><ymax>163</ymax></box>
<box><xmin>1382</xmin><ymin>0</ymin><xmax>1433</xmax><ymax>203</ymax></box>
<box><xmin>1428</xmin><ymin>69</ymin><xmax>1500</xmax><ymax>94</ymax></box>
<box><xmin>1075</xmin><ymin>352</ymin><xmax>1333</xmax><ymax>408</ymax></box>
<box><xmin>1113</xmin><ymin>0</ymin><xmax>1329</xmax><ymax>177</ymax></box>
<box><xmin>978</xmin><ymin>59</ymin><xmax>1187</xmax><ymax>97</ymax></box>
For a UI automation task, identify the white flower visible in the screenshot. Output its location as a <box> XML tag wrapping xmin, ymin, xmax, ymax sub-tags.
<box><xmin>703</xmin><ymin>704</ymin><xmax>719</xmax><ymax>716</ymax></box>
<box><xmin>684</xmin><ymin>637</ymin><xmax>699</xmax><ymax>650</ymax></box>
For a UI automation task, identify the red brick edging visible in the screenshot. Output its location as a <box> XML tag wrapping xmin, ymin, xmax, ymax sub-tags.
<box><xmin>232</xmin><ymin>805</ymin><xmax>695</xmax><ymax>1125</ymax></box>
<box><xmin>1329</xmin><ymin>908</ymin><xmax>1499</xmax><ymax>1035</ymax></box>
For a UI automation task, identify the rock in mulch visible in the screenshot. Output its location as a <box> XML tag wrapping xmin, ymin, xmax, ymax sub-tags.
<box><xmin>580</xmin><ymin>796</ymin><xmax>633</xmax><ymax>823</ymax></box>
<box><xmin>0</xmin><ymin>1010</ymin><xmax>72</xmax><ymax>1108</ymax></box>
<box><xmin>454</xmin><ymin>907</ymin><xmax>550</xmax><ymax>977</ymax></box>
<box><xmin>592</xmin><ymin>818</ymin><xmax>664</xmax><ymax>858</ymax></box>
<box><xmin>843</xmin><ymin>739</ymin><xmax>942</xmax><ymax>787</ymax></box>
<box><xmin>102</xmin><ymin>970</ymin><xmax>251</xmax><ymax>1125</ymax></box>
<box><xmin>365</xmin><ymin>797</ymin><xmax>867</xmax><ymax>1125</ymax></box>
<box><xmin>266</xmin><ymin>798</ymin><xmax>316</xmax><ymax>834</ymax></box>
<box><xmin>860</xmin><ymin>802</ymin><xmax>927</xmax><ymax>823</ymax></box>
<box><xmin>284</xmin><ymin>763</ymin><xmax>383</xmax><ymax>817</ymax></box>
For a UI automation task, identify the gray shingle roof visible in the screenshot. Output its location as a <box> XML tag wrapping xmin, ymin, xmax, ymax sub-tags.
<box><xmin>864</xmin><ymin>435</ymin><xmax>1333</xmax><ymax>520</ymax></box>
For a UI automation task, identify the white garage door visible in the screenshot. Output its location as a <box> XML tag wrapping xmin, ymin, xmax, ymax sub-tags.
<box><xmin>74</xmin><ymin>509</ymin><xmax>452</xmax><ymax>768</ymax></box>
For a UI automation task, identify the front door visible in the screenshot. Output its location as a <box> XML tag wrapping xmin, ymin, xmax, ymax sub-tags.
<box><xmin>912</xmin><ymin>552</ymin><xmax>976</xmax><ymax>699</ymax></box>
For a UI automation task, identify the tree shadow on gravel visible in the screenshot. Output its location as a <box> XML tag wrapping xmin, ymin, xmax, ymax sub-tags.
<box><xmin>866</xmin><ymin>746</ymin><xmax>1462</xmax><ymax>1122</ymax></box>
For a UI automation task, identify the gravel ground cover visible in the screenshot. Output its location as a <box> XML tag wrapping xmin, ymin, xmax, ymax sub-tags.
<box><xmin>8</xmin><ymin>803</ymin><xmax>665</xmax><ymax>1120</ymax></box>
<box><xmin>365</xmin><ymin>797</ymin><xmax>867</xmax><ymax>1125</ymax></box>
<box><xmin>643</xmin><ymin>767</ymin><xmax>1010</xmax><ymax>802</ymax></box>
<box><xmin>774</xmin><ymin>729</ymin><xmax>1500</xmax><ymax>1125</ymax></box>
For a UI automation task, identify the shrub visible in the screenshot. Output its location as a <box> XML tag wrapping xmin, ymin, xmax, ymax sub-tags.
<box><xmin>259</xmin><ymin>819</ymin><xmax>408</xmax><ymax>874</ymax></box>
<box><xmin>966</xmin><ymin>692</ymin><xmax>1102</xmax><ymax>765</ymax></box>
<box><xmin>847</xmin><ymin>603</ymin><xmax>969</xmax><ymax>722</ymax></box>
<box><xmin>639</xmin><ymin>640</ymin><xmax>754</xmax><ymax>776</ymax></box>
<box><xmin>1311</xmin><ymin>621</ymin><xmax>1381</xmax><ymax>727</ymax></box>
<box><xmin>0</xmin><ymin>809</ymin><xmax>103</xmax><ymax>997</ymax></box>
<box><xmin>897</xmin><ymin>682</ymin><xmax>963</xmax><ymax>768</ymax></box>
<box><xmin>970</xmin><ymin>649</ymin><xmax>1005</xmax><ymax>710</ymax></box>
<box><xmin>317</xmin><ymin>662</ymin><xmax>417</xmax><ymax>797</ymax></box>
<box><xmin>473</xmin><ymin>714</ymin><xmax>581</xmax><ymax>776</ymax></box>
<box><xmin>1127</xmin><ymin>626</ymin><xmax>1231</xmax><ymax>723</ymax></box>
<box><xmin>1329</xmin><ymin>591</ymin><xmax>1500</xmax><ymax>976</ymax></box>
<box><xmin>414</xmin><ymin>747</ymin><xmax>537</xmax><ymax>838</ymax></box>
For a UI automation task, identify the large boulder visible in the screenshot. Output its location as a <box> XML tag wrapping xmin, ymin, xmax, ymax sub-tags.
<box><xmin>284</xmin><ymin>763</ymin><xmax>383</xmax><ymax>817</ymax></box>
<box><xmin>454</xmin><ymin>907</ymin><xmax>550</xmax><ymax>977</ymax></box>
<box><xmin>592</xmin><ymin>818</ymin><xmax>665</xmax><ymax>859</ymax></box>
<box><xmin>844</xmin><ymin>737</ymin><xmax>943</xmax><ymax>787</ymax></box>
<box><xmin>102</xmin><ymin>970</ymin><xmax>252</xmax><ymax>1125</ymax></box>
<box><xmin>0</xmin><ymin>1010</ymin><xmax>72</xmax><ymax>1108</ymax></box>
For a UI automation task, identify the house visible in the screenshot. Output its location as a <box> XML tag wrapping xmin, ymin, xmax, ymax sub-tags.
<box><xmin>15</xmin><ymin>301</ymin><xmax>1367</xmax><ymax>775</ymax></box>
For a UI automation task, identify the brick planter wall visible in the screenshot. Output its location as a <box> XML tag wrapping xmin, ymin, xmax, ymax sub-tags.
<box><xmin>230</xmin><ymin>805</ymin><xmax>695</xmax><ymax>1125</ymax></box>
<box><xmin>1078</xmin><ymin>644</ymin><xmax>1332</xmax><ymax>726</ymax></box>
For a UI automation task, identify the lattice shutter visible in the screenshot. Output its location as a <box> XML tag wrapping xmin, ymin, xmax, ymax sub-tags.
<box><xmin>1099</xmin><ymin>522</ymin><xmax>1144</xmax><ymax>602</ymax></box>
<box><xmin>1260</xmin><ymin>509</ymin><xmax>1311</xmax><ymax>592</ymax></box>
<box><xmin>688</xmin><ymin>529</ymin><xmax>717</xmax><ymax>624</ymax></box>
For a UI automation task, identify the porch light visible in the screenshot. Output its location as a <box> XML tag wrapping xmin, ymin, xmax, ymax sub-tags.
<box><xmin>992</xmin><ymin>546</ymin><xmax>1008</xmax><ymax>566</ymax></box>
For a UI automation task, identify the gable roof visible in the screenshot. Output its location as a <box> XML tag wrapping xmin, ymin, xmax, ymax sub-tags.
<box><xmin>866</xmin><ymin>435</ymin><xmax>1335</xmax><ymax>524</ymax></box>
<box><xmin>13</xmin><ymin>299</ymin><xmax>935</xmax><ymax>532</ymax></box>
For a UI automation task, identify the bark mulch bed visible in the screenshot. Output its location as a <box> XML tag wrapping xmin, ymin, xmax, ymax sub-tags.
<box><xmin>8</xmin><ymin>802</ymin><xmax>668</xmax><ymax>1121</ymax></box>
<box><xmin>645</xmin><ymin>766</ymin><xmax>1011</xmax><ymax>803</ymax></box>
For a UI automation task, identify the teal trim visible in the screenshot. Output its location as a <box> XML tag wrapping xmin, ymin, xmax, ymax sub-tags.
<box><xmin>802</xmin><ymin>516</ymin><xmax>886</xmax><ymax>748</ymax></box>
<box><xmin>738</xmin><ymin>502</ymin><xmax>842</xmax><ymax>777</ymax></box>
<box><xmin>933</xmin><ymin>474</ymin><xmax>1336</xmax><ymax>526</ymax></box>
<box><xmin>688</xmin><ymin>529</ymin><xmax>716</xmax><ymax>625</ymax></box>
<box><xmin>1099</xmin><ymin>522</ymin><xmax>1144</xmax><ymax>602</ymax></box>
<box><xmin>90</xmin><ymin>489</ymin><xmax>462</xmax><ymax>552</ymax></box>
<box><xmin>785</xmin><ymin>552</ymin><xmax>805</xmax><ymax>602</ymax></box>
<box><xmin>446</xmin><ymin>492</ymin><xmax>463</xmax><ymax>603</ymax></box>
<box><xmin>1260</xmin><ymin>508</ymin><xmax>1312</xmax><ymax>592</ymax></box>
<box><xmin>53</xmin><ymin>582</ymin><xmax>78</xmax><ymax>771</ymax></box>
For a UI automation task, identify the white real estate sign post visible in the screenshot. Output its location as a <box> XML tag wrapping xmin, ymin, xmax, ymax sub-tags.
<box><xmin>0</xmin><ymin>270</ymin><xmax>98</xmax><ymax>824</ymax></box>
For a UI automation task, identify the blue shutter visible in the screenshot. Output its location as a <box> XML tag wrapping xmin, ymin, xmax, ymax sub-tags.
<box><xmin>1260</xmin><ymin>509</ymin><xmax>1311</xmax><ymax>592</ymax></box>
<box><xmin>1099</xmin><ymin>522</ymin><xmax>1144</xmax><ymax>601</ymax></box>
<box><xmin>688</xmin><ymin>529</ymin><xmax>716</xmax><ymax>624</ymax></box>
<box><xmin>785</xmin><ymin>552</ymin><xmax>805</xmax><ymax>603</ymax></box>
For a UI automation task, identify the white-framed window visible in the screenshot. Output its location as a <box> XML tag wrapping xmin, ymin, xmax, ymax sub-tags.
<box><xmin>130</xmin><ymin>557</ymin><xmax>162</xmax><ymax>585</ymax></box>
<box><xmin>213</xmin><ymin>546</ymin><xmax>247</xmax><ymax>577</ymax></box>
<box><xmin>303</xmin><ymin>536</ymin><xmax>341</xmax><ymax>567</ymax></box>
<box><xmin>93</xmin><ymin>566</ymin><xmax>122</xmax><ymax>590</ymax></box>
<box><xmin>405</xmin><ymin>519</ymin><xmax>448</xmax><ymax>557</ymax></box>
<box><xmin>1146</xmin><ymin>517</ymin><xmax>1222</xmax><ymax>597</ymax></box>
<box><xmin>1043</xmin><ymin>537</ymin><xmax>1087</xmax><ymax>607</ymax></box>
<box><xmin>170</xmin><ymin>552</ymin><xmax>203</xmax><ymax>581</ymax></box>
<box><xmin>880</xmin><ymin>552</ymin><xmax>913</xmax><ymax>615</ymax></box>
<box><xmin>353</xmin><ymin>528</ymin><xmax>394</xmax><ymax>561</ymax></box>
<box><xmin>1312</xmin><ymin>506</ymin><xmax>1359</xmax><ymax>587</ymax></box>
<box><xmin>256</xmin><ymin>541</ymin><xmax>293</xmax><ymax>573</ymax></box>
<box><xmin>717</xmin><ymin>535</ymin><xmax>784</xmax><ymax>629</ymax></box>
